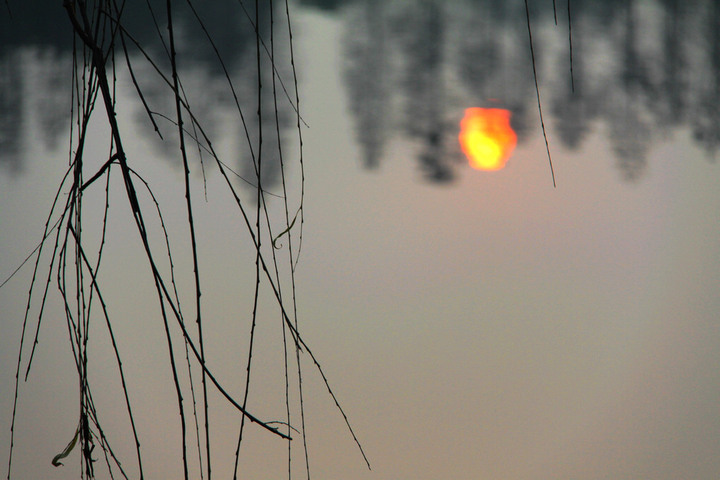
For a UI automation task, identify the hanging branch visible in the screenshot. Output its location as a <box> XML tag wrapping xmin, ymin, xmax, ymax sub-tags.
<box><xmin>62</xmin><ymin>0</ymin><xmax>290</xmax><ymax>441</ymax></box>
<box><xmin>524</xmin><ymin>0</ymin><xmax>557</xmax><ymax>187</ymax></box>
<box><xmin>568</xmin><ymin>0</ymin><xmax>575</xmax><ymax>92</ymax></box>
<box><xmin>165</xmin><ymin>0</ymin><xmax>209</xmax><ymax>478</ymax></box>
<box><xmin>8</xmin><ymin>2</ymin><xmax>369</xmax><ymax>479</ymax></box>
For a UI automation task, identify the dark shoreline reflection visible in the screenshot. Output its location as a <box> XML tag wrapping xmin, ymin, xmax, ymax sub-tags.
<box><xmin>1</xmin><ymin>0</ymin><xmax>719</xmax><ymax>184</ymax></box>
<box><xmin>335</xmin><ymin>0</ymin><xmax>720</xmax><ymax>182</ymax></box>
<box><xmin>0</xmin><ymin>1</ymin><xmax>292</xmax><ymax>188</ymax></box>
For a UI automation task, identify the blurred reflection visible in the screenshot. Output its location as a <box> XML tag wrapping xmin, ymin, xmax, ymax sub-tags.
<box><xmin>127</xmin><ymin>1</ymin><xmax>291</xmax><ymax>187</ymax></box>
<box><xmin>342</xmin><ymin>0</ymin><xmax>390</xmax><ymax>170</ymax></box>
<box><xmin>333</xmin><ymin>0</ymin><xmax>720</xmax><ymax>182</ymax></box>
<box><xmin>394</xmin><ymin>1</ymin><xmax>454</xmax><ymax>182</ymax></box>
<box><xmin>1</xmin><ymin>0</ymin><xmax>719</xmax><ymax>183</ymax></box>
<box><xmin>459</xmin><ymin>108</ymin><xmax>517</xmax><ymax>171</ymax></box>
<box><xmin>691</xmin><ymin>0</ymin><xmax>720</xmax><ymax>158</ymax></box>
<box><xmin>0</xmin><ymin>1</ymin><xmax>290</xmax><ymax>188</ymax></box>
<box><xmin>0</xmin><ymin>49</ymin><xmax>22</xmax><ymax>174</ymax></box>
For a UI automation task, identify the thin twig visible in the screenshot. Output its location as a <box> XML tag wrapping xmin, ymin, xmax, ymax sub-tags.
<box><xmin>524</xmin><ymin>0</ymin><xmax>557</xmax><ymax>187</ymax></box>
<box><xmin>568</xmin><ymin>0</ymin><xmax>575</xmax><ymax>92</ymax></box>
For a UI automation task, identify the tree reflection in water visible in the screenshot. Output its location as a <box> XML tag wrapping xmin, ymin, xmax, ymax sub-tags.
<box><xmin>2</xmin><ymin>0</ymin><xmax>718</xmax><ymax>183</ymax></box>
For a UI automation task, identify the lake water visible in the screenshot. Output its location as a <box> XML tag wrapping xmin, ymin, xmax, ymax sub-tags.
<box><xmin>1</xmin><ymin>1</ymin><xmax>719</xmax><ymax>479</ymax></box>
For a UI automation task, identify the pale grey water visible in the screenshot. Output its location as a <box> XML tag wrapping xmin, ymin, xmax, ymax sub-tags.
<box><xmin>1</xmin><ymin>1</ymin><xmax>720</xmax><ymax>479</ymax></box>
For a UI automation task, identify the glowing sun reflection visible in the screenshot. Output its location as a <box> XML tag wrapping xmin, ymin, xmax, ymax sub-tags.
<box><xmin>459</xmin><ymin>107</ymin><xmax>517</xmax><ymax>171</ymax></box>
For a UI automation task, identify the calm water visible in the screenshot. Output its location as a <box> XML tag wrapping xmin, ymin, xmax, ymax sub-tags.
<box><xmin>1</xmin><ymin>1</ymin><xmax>719</xmax><ymax>479</ymax></box>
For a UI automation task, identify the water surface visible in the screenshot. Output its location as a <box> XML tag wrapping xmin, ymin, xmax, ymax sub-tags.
<box><xmin>1</xmin><ymin>1</ymin><xmax>719</xmax><ymax>479</ymax></box>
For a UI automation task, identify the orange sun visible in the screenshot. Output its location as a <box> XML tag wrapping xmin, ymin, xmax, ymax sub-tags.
<box><xmin>459</xmin><ymin>108</ymin><xmax>517</xmax><ymax>171</ymax></box>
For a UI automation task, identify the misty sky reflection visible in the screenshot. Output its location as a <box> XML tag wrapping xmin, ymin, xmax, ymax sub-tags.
<box><xmin>1</xmin><ymin>0</ymin><xmax>718</xmax><ymax>184</ymax></box>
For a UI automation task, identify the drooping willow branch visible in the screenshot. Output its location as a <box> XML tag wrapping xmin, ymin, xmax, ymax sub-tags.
<box><xmin>524</xmin><ymin>0</ymin><xmax>556</xmax><ymax>187</ymax></box>
<box><xmin>61</xmin><ymin>0</ymin><xmax>291</xmax><ymax>441</ymax></box>
<box><xmin>8</xmin><ymin>3</ymin><xmax>368</xmax><ymax>479</ymax></box>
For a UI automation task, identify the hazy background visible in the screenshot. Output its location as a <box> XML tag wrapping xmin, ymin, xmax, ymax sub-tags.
<box><xmin>2</xmin><ymin>1</ymin><xmax>719</xmax><ymax>479</ymax></box>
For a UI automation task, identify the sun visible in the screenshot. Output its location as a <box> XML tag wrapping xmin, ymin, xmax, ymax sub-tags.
<box><xmin>459</xmin><ymin>108</ymin><xmax>517</xmax><ymax>171</ymax></box>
